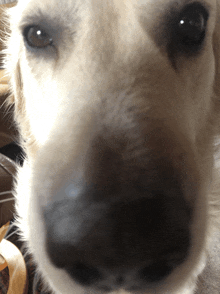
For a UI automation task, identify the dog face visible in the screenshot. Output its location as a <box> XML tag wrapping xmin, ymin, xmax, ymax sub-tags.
<box><xmin>4</xmin><ymin>0</ymin><xmax>220</xmax><ymax>293</ymax></box>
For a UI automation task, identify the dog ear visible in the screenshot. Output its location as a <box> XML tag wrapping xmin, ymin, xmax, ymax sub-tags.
<box><xmin>8</xmin><ymin>60</ymin><xmax>38</xmax><ymax>157</ymax></box>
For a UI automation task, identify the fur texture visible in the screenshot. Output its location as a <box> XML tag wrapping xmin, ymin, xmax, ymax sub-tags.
<box><xmin>3</xmin><ymin>0</ymin><xmax>220</xmax><ymax>293</ymax></box>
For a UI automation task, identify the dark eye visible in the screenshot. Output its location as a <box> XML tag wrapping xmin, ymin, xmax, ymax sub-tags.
<box><xmin>178</xmin><ymin>3</ymin><xmax>209</xmax><ymax>47</ymax></box>
<box><xmin>23</xmin><ymin>25</ymin><xmax>53</xmax><ymax>48</ymax></box>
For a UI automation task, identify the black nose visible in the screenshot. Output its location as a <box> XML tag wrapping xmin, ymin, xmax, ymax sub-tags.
<box><xmin>43</xmin><ymin>192</ymin><xmax>191</xmax><ymax>289</ymax></box>
<box><xmin>65</xmin><ymin>262</ymin><xmax>101</xmax><ymax>286</ymax></box>
<box><xmin>140</xmin><ymin>262</ymin><xmax>173</xmax><ymax>282</ymax></box>
<box><xmin>64</xmin><ymin>261</ymin><xmax>174</xmax><ymax>286</ymax></box>
<box><xmin>62</xmin><ymin>260</ymin><xmax>174</xmax><ymax>290</ymax></box>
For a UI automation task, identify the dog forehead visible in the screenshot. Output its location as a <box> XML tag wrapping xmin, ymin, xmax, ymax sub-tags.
<box><xmin>16</xmin><ymin>0</ymin><xmax>216</xmax><ymax>46</ymax></box>
<box><xmin>17</xmin><ymin>0</ymin><xmax>215</xmax><ymax>19</ymax></box>
<box><xmin>17</xmin><ymin>0</ymin><xmax>215</xmax><ymax>5</ymax></box>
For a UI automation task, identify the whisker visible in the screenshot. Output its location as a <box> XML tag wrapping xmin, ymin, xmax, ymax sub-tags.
<box><xmin>4</xmin><ymin>227</ymin><xmax>20</xmax><ymax>240</ymax></box>
<box><xmin>0</xmin><ymin>190</ymin><xmax>13</xmax><ymax>196</ymax></box>
<box><xmin>0</xmin><ymin>197</ymin><xmax>14</xmax><ymax>204</ymax></box>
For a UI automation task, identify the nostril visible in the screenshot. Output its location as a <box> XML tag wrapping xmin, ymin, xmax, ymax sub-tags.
<box><xmin>140</xmin><ymin>262</ymin><xmax>173</xmax><ymax>282</ymax></box>
<box><xmin>65</xmin><ymin>262</ymin><xmax>102</xmax><ymax>286</ymax></box>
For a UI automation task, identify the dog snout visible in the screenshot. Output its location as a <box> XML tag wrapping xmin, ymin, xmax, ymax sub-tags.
<box><xmin>43</xmin><ymin>188</ymin><xmax>191</xmax><ymax>290</ymax></box>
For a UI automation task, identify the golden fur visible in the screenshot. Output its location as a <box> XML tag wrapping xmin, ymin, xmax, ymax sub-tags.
<box><xmin>3</xmin><ymin>0</ymin><xmax>220</xmax><ymax>293</ymax></box>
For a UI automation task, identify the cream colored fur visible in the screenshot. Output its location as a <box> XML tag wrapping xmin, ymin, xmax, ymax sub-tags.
<box><xmin>3</xmin><ymin>0</ymin><xmax>220</xmax><ymax>293</ymax></box>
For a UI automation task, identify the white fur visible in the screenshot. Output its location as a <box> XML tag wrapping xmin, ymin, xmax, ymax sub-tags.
<box><xmin>3</xmin><ymin>0</ymin><xmax>220</xmax><ymax>293</ymax></box>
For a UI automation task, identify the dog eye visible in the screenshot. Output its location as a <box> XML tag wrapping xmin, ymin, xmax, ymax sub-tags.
<box><xmin>177</xmin><ymin>3</ymin><xmax>209</xmax><ymax>46</ymax></box>
<box><xmin>23</xmin><ymin>25</ymin><xmax>53</xmax><ymax>48</ymax></box>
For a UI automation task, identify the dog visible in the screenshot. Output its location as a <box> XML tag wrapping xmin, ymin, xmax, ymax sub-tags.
<box><xmin>3</xmin><ymin>0</ymin><xmax>220</xmax><ymax>293</ymax></box>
